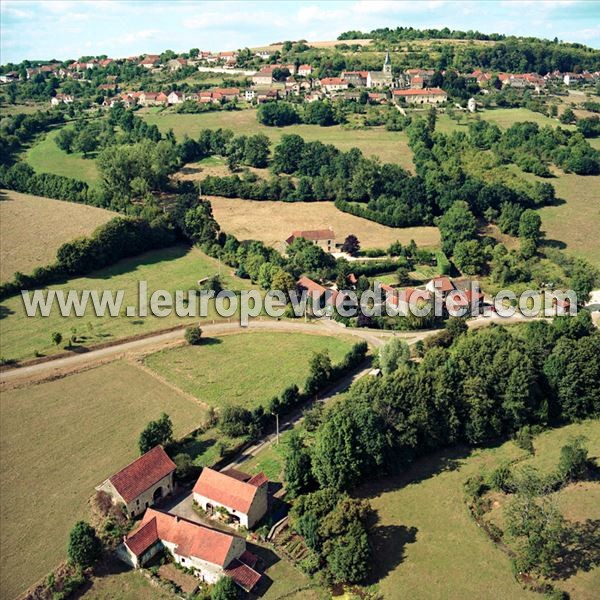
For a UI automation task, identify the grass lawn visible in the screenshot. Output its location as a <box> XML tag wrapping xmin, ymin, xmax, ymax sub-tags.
<box><xmin>0</xmin><ymin>189</ymin><xmax>113</xmax><ymax>282</ymax></box>
<box><xmin>144</xmin><ymin>331</ymin><xmax>355</xmax><ymax>410</ymax></box>
<box><xmin>207</xmin><ymin>196</ymin><xmax>440</xmax><ymax>250</ymax></box>
<box><xmin>82</xmin><ymin>568</ymin><xmax>175</xmax><ymax>599</ymax></box>
<box><xmin>141</xmin><ymin>108</ymin><xmax>415</xmax><ymax>171</ymax></box>
<box><xmin>0</xmin><ymin>245</ymin><xmax>257</xmax><ymax>362</ymax></box>
<box><xmin>0</xmin><ymin>360</ymin><xmax>208</xmax><ymax>599</ymax></box>
<box><xmin>26</xmin><ymin>127</ymin><xmax>101</xmax><ymax>186</ymax></box>
<box><xmin>353</xmin><ymin>421</ymin><xmax>599</xmax><ymax>600</ymax></box>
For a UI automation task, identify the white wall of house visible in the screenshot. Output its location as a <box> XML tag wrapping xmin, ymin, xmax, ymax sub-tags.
<box><xmin>193</xmin><ymin>485</ymin><xmax>267</xmax><ymax>529</ymax></box>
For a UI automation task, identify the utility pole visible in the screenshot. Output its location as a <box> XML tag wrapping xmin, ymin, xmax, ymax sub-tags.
<box><xmin>275</xmin><ymin>413</ymin><xmax>280</xmax><ymax>445</ymax></box>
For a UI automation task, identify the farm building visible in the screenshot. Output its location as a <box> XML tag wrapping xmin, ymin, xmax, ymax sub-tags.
<box><xmin>122</xmin><ymin>508</ymin><xmax>262</xmax><ymax>592</ymax></box>
<box><xmin>193</xmin><ymin>468</ymin><xmax>268</xmax><ymax>529</ymax></box>
<box><xmin>96</xmin><ymin>446</ymin><xmax>176</xmax><ymax>518</ymax></box>
<box><xmin>393</xmin><ymin>88</ymin><xmax>447</xmax><ymax>104</ymax></box>
<box><xmin>285</xmin><ymin>228</ymin><xmax>336</xmax><ymax>252</ymax></box>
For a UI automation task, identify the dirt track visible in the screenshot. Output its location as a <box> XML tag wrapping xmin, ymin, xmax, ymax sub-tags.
<box><xmin>0</xmin><ymin>319</ymin><xmax>414</xmax><ymax>388</ymax></box>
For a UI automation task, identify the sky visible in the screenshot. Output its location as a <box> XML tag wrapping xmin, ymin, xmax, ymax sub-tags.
<box><xmin>1</xmin><ymin>0</ymin><xmax>599</xmax><ymax>64</ymax></box>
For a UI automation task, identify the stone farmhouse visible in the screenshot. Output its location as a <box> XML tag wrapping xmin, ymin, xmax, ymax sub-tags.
<box><xmin>122</xmin><ymin>508</ymin><xmax>262</xmax><ymax>592</ymax></box>
<box><xmin>193</xmin><ymin>468</ymin><xmax>268</xmax><ymax>529</ymax></box>
<box><xmin>393</xmin><ymin>87</ymin><xmax>448</xmax><ymax>105</ymax></box>
<box><xmin>319</xmin><ymin>77</ymin><xmax>349</xmax><ymax>93</ymax></box>
<box><xmin>285</xmin><ymin>228</ymin><xmax>336</xmax><ymax>252</ymax></box>
<box><xmin>96</xmin><ymin>446</ymin><xmax>176</xmax><ymax>518</ymax></box>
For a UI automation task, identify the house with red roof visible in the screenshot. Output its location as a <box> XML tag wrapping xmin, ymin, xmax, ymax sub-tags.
<box><xmin>298</xmin><ymin>64</ymin><xmax>312</xmax><ymax>77</ymax></box>
<box><xmin>426</xmin><ymin>276</ymin><xmax>456</xmax><ymax>298</ymax></box>
<box><xmin>193</xmin><ymin>468</ymin><xmax>268</xmax><ymax>529</ymax></box>
<box><xmin>96</xmin><ymin>446</ymin><xmax>176</xmax><ymax>518</ymax></box>
<box><xmin>285</xmin><ymin>228</ymin><xmax>336</xmax><ymax>252</ymax></box>
<box><xmin>393</xmin><ymin>88</ymin><xmax>447</xmax><ymax>105</ymax></box>
<box><xmin>319</xmin><ymin>77</ymin><xmax>349</xmax><ymax>93</ymax></box>
<box><xmin>122</xmin><ymin>508</ymin><xmax>261</xmax><ymax>592</ymax></box>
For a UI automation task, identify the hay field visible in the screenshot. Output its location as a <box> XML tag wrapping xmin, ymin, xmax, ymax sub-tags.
<box><xmin>0</xmin><ymin>360</ymin><xmax>208</xmax><ymax>599</ymax></box>
<box><xmin>0</xmin><ymin>189</ymin><xmax>113</xmax><ymax>282</ymax></box>
<box><xmin>208</xmin><ymin>195</ymin><xmax>440</xmax><ymax>250</ymax></box>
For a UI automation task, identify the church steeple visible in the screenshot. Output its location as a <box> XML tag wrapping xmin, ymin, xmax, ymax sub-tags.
<box><xmin>383</xmin><ymin>50</ymin><xmax>392</xmax><ymax>74</ymax></box>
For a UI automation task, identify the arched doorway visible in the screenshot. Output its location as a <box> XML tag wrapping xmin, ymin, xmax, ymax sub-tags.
<box><xmin>153</xmin><ymin>486</ymin><xmax>163</xmax><ymax>504</ymax></box>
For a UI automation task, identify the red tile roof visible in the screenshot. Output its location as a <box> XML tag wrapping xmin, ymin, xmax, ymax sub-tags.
<box><xmin>320</xmin><ymin>77</ymin><xmax>348</xmax><ymax>86</ymax></box>
<box><xmin>387</xmin><ymin>287</ymin><xmax>432</xmax><ymax>307</ymax></box>
<box><xmin>109</xmin><ymin>446</ymin><xmax>176</xmax><ymax>504</ymax></box>
<box><xmin>393</xmin><ymin>88</ymin><xmax>447</xmax><ymax>97</ymax></box>
<box><xmin>446</xmin><ymin>289</ymin><xmax>483</xmax><ymax>307</ymax></box>
<box><xmin>225</xmin><ymin>559</ymin><xmax>262</xmax><ymax>592</ymax></box>
<box><xmin>125</xmin><ymin>516</ymin><xmax>159</xmax><ymax>556</ymax></box>
<box><xmin>193</xmin><ymin>468</ymin><xmax>264</xmax><ymax>514</ymax></box>
<box><xmin>126</xmin><ymin>509</ymin><xmax>236</xmax><ymax>566</ymax></box>
<box><xmin>429</xmin><ymin>276</ymin><xmax>455</xmax><ymax>293</ymax></box>
<box><xmin>288</xmin><ymin>228</ymin><xmax>335</xmax><ymax>241</ymax></box>
<box><xmin>248</xmin><ymin>473</ymin><xmax>268</xmax><ymax>488</ymax></box>
<box><xmin>297</xmin><ymin>276</ymin><xmax>327</xmax><ymax>295</ymax></box>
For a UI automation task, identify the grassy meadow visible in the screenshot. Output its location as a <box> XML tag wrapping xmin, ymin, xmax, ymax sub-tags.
<box><xmin>143</xmin><ymin>331</ymin><xmax>355</xmax><ymax>411</ymax></box>
<box><xmin>141</xmin><ymin>108</ymin><xmax>415</xmax><ymax>171</ymax></box>
<box><xmin>241</xmin><ymin>414</ymin><xmax>599</xmax><ymax>599</ymax></box>
<box><xmin>207</xmin><ymin>195</ymin><xmax>440</xmax><ymax>251</ymax></box>
<box><xmin>0</xmin><ymin>245</ymin><xmax>256</xmax><ymax>362</ymax></box>
<box><xmin>0</xmin><ymin>360</ymin><xmax>208</xmax><ymax>599</ymax></box>
<box><xmin>26</xmin><ymin>127</ymin><xmax>101</xmax><ymax>185</ymax></box>
<box><xmin>0</xmin><ymin>189</ymin><xmax>113</xmax><ymax>282</ymax></box>
<box><xmin>434</xmin><ymin>107</ymin><xmax>577</xmax><ymax>134</ymax></box>
<box><xmin>354</xmin><ymin>420</ymin><xmax>599</xmax><ymax>600</ymax></box>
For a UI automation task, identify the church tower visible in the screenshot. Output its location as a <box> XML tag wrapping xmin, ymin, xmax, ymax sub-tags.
<box><xmin>383</xmin><ymin>50</ymin><xmax>392</xmax><ymax>74</ymax></box>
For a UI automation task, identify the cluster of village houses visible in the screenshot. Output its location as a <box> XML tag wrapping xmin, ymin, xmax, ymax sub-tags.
<box><xmin>3</xmin><ymin>47</ymin><xmax>596</xmax><ymax>108</ymax></box>
<box><xmin>286</xmin><ymin>228</ymin><xmax>573</xmax><ymax>317</ymax></box>
<box><xmin>97</xmin><ymin>445</ymin><xmax>269</xmax><ymax>593</ymax></box>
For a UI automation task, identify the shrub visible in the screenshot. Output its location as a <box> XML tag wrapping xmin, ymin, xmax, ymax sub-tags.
<box><xmin>67</xmin><ymin>521</ymin><xmax>102</xmax><ymax>567</ymax></box>
<box><xmin>184</xmin><ymin>325</ymin><xmax>203</xmax><ymax>345</ymax></box>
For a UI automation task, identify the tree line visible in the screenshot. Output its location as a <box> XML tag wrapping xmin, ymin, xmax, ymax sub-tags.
<box><xmin>281</xmin><ymin>314</ymin><xmax>599</xmax><ymax>583</ymax></box>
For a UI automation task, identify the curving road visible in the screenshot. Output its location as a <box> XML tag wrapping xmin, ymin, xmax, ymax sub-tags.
<box><xmin>0</xmin><ymin>318</ymin><xmax>421</xmax><ymax>387</ymax></box>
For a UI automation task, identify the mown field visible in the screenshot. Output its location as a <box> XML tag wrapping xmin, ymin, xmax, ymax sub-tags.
<box><xmin>208</xmin><ymin>195</ymin><xmax>440</xmax><ymax>250</ymax></box>
<box><xmin>357</xmin><ymin>420</ymin><xmax>599</xmax><ymax>600</ymax></box>
<box><xmin>144</xmin><ymin>331</ymin><xmax>355</xmax><ymax>410</ymax></box>
<box><xmin>25</xmin><ymin>127</ymin><xmax>101</xmax><ymax>185</ymax></box>
<box><xmin>0</xmin><ymin>189</ymin><xmax>113</xmax><ymax>282</ymax></box>
<box><xmin>0</xmin><ymin>360</ymin><xmax>208</xmax><ymax>599</ymax></box>
<box><xmin>141</xmin><ymin>108</ymin><xmax>415</xmax><ymax>171</ymax></box>
<box><xmin>0</xmin><ymin>245</ymin><xmax>256</xmax><ymax>362</ymax></box>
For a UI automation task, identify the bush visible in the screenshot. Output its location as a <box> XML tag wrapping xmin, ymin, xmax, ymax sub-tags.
<box><xmin>67</xmin><ymin>521</ymin><xmax>102</xmax><ymax>567</ymax></box>
<box><xmin>218</xmin><ymin>405</ymin><xmax>252</xmax><ymax>437</ymax></box>
<box><xmin>184</xmin><ymin>325</ymin><xmax>203</xmax><ymax>345</ymax></box>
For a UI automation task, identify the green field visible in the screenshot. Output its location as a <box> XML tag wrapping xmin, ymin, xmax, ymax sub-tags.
<box><xmin>26</xmin><ymin>127</ymin><xmax>101</xmax><ymax>185</ymax></box>
<box><xmin>0</xmin><ymin>245</ymin><xmax>256</xmax><ymax>362</ymax></box>
<box><xmin>354</xmin><ymin>420</ymin><xmax>599</xmax><ymax>600</ymax></box>
<box><xmin>144</xmin><ymin>331</ymin><xmax>355</xmax><ymax>410</ymax></box>
<box><xmin>0</xmin><ymin>360</ymin><xmax>208</xmax><ymax>599</ymax></box>
<box><xmin>141</xmin><ymin>108</ymin><xmax>415</xmax><ymax>171</ymax></box>
<box><xmin>434</xmin><ymin>107</ymin><xmax>577</xmax><ymax>134</ymax></box>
